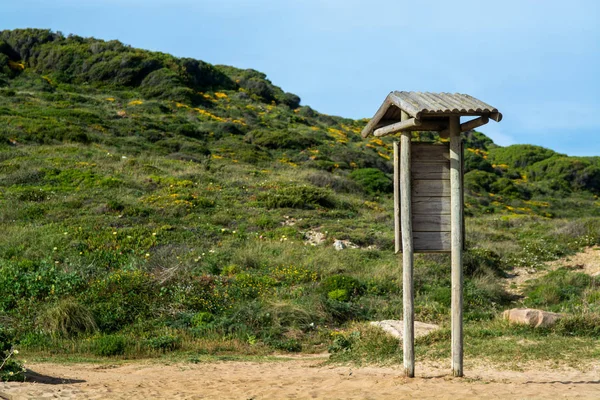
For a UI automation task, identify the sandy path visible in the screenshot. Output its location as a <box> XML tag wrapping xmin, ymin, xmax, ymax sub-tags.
<box><xmin>505</xmin><ymin>245</ymin><xmax>600</xmax><ymax>295</ymax></box>
<box><xmin>1</xmin><ymin>359</ymin><xmax>599</xmax><ymax>399</ymax></box>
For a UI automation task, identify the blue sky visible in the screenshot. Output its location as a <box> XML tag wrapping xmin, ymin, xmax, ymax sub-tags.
<box><xmin>2</xmin><ymin>0</ymin><xmax>599</xmax><ymax>156</ymax></box>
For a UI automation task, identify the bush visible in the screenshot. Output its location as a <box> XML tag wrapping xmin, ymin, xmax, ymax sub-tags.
<box><xmin>267</xmin><ymin>338</ymin><xmax>302</xmax><ymax>352</ymax></box>
<box><xmin>191</xmin><ymin>312</ymin><xmax>215</xmax><ymax>328</ymax></box>
<box><xmin>463</xmin><ymin>248</ymin><xmax>505</xmax><ymax>277</ymax></box>
<box><xmin>464</xmin><ymin>170</ymin><xmax>498</xmax><ymax>193</ymax></box>
<box><xmin>93</xmin><ymin>334</ymin><xmax>127</xmax><ymax>356</ymax></box>
<box><xmin>38</xmin><ymin>299</ymin><xmax>97</xmax><ymax>337</ymax></box>
<box><xmin>349</xmin><ymin>168</ymin><xmax>392</xmax><ymax>195</ymax></box>
<box><xmin>489</xmin><ymin>144</ymin><xmax>557</xmax><ymax>169</ymax></box>
<box><xmin>251</xmin><ymin>129</ymin><xmax>320</xmax><ymax>150</ymax></box>
<box><xmin>555</xmin><ymin>313</ymin><xmax>600</xmax><ymax>336</ymax></box>
<box><xmin>327</xmin><ymin>288</ymin><xmax>350</xmax><ymax>302</ymax></box>
<box><xmin>145</xmin><ymin>334</ymin><xmax>181</xmax><ymax>352</ymax></box>
<box><xmin>0</xmin><ymin>329</ymin><xmax>25</xmax><ymax>382</ymax></box>
<box><xmin>260</xmin><ymin>185</ymin><xmax>336</xmax><ymax>209</ymax></box>
<box><xmin>321</xmin><ymin>275</ymin><xmax>365</xmax><ymax>299</ymax></box>
<box><xmin>464</xmin><ymin>151</ymin><xmax>494</xmax><ymax>173</ymax></box>
<box><xmin>85</xmin><ymin>269</ymin><xmax>158</xmax><ymax>332</ymax></box>
<box><xmin>305</xmin><ymin>171</ymin><xmax>360</xmax><ymax>193</ymax></box>
<box><xmin>524</xmin><ymin>268</ymin><xmax>592</xmax><ymax>308</ymax></box>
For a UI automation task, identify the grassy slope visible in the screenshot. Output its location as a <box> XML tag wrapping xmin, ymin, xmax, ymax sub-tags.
<box><xmin>0</xmin><ymin>29</ymin><xmax>599</xmax><ymax>368</ymax></box>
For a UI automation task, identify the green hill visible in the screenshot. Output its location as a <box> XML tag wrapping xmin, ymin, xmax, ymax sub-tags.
<box><xmin>0</xmin><ymin>29</ymin><xmax>599</xmax><ymax>375</ymax></box>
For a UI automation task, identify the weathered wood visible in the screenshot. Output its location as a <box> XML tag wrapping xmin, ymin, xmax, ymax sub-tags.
<box><xmin>439</xmin><ymin>116</ymin><xmax>489</xmax><ymax>137</ymax></box>
<box><xmin>412</xmin><ymin>214</ymin><xmax>450</xmax><ymax>232</ymax></box>
<box><xmin>413</xmin><ymin>231</ymin><xmax>451</xmax><ymax>251</ymax></box>
<box><xmin>460</xmin><ymin>115</ymin><xmax>489</xmax><ymax>132</ymax></box>
<box><xmin>397</xmin><ymin>231</ymin><xmax>452</xmax><ymax>251</ymax></box>
<box><xmin>361</xmin><ymin>98</ymin><xmax>392</xmax><ymax>138</ymax></box>
<box><xmin>412</xmin><ymin>196</ymin><xmax>451</xmax><ymax>214</ymax></box>
<box><xmin>412</xmin><ymin>162</ymin><xmax>450</xmax><ymax>180</ymax></box>
<box><xmin>400</xmin><ymin>111</ymin><xmax>415</xmax><ymax>378</ymax></box>
<box><xmin>374</xmin><ymin>117</ymin><xmax>421</xmax><ymax>137</ymax></box>
<box><xmin>449</xmin><ymin>116</ymin><xmax>464</xmax><ymax>377</ymax></box>
<box><xmin>394</xmin><ymin>142</ymin><xmax>400</xmax><ymax>254</ymax></box>
<box><xmin>411</xmin><ymin>144</ymin><xmax>450</xmax><ymax>163</ymax></box>
<box><xmin>412</xmin><ymin>180</ymin><xmax>450</xmax><ymax>196</ymax></box>
<box><xmin>376</xmin><ymin>120</ymin><xmax>448</xmax><ymax>132</ymax></box>
<box><xmin>489</xmin><ymin>112</ymin><xmax>502</xmax><ymax>122</ymax></box>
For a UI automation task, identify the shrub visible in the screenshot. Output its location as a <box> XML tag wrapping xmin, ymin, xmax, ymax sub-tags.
<box><xmin>321</xmin><ymin>275</ymin><xmax>365</xmax><ymax>298</ymax></box>
<box><xmin>267</xmin><ymin>338</ymin><xmax>302</xmax><ymax>352</ymax></box>
<box><xmin>305</xmin><ymin>171</ymin><xmax>360</xmax><ymax>193</ymax></box>
<box><xmin>191</xmin><ymin>312</ymin><xmax>215</xmax><ymax>327</ymax></box>
<box><xmin>145</xmin><ymin>334</ymin><xmax>181</xmax><ymax>352</ymax></box>
<box><xmin>463</xmin><ymin>248</ymin><xmax>505</xmax><ymax>277</ymax></box>
<box><xmin>490</xmin><ymin>177</ymin><xmax>530</xmax><ymax>199</ymax></box>
<box><xmin>280</xmin><ymin>92</ymin><xmax>301</xmax><ymax>109</ymax></box>
<box><xmin>524</xmin><ymin>268</ymin><xmax>592</xmax><ymax>308</ymax></box>
<box><xmin>0</xmin><ymin>329</ymin><xmax>25</xmax><ymax>382</ymax></box>
<box><xmin>555</xmin><ymin>313</ymin><xmax>600</xmax><ymax>336</ymax></box>
<box><xmin>489</xmin><ymin>144</ymin><xmax>557</xmax><ymax>169</ymax></box>
<box><xmin>464</xmin><ymin>151</ymin><xmax>494</xmax><ymax>173</ymax></box>
<box><xmin>328</xmin><ymin>289</ymin><xmax>350</xmax><ymax>302</ymax></box>
<box><xmin>85</xmin><ymin>269</ymin><xmax>158</xmax><ymax>332</ymax></box>
<box><xmin>349</xmin><ymin>168</ymin><xmax>392</xmax><ymax>195</ymax></box>
<box><xmin>260</xmin><ymin>185</ymin><xmax>336</xmax><ymax>209</ymax></box>
<box><xmin>93</xmin><ymin>334</ymin><xmax>127</xmax><ymax>356</ymax></box>
<box><xmin>464</xmin><ymin>170</ymin><xmax>498</xmax><ymax>193</ymax></box>
<box><xmin>38</xmin><ymin>299</ymin><xmax>97</xmax><ymax>337</ymax></box>
<box><xmin>251</xmin><ymin>129</ymin><xmax>320</xmax><ymax>150</ymax></box>
<box><xmin>0</xmin><ymin>259</ymin><xmax>85</xmax><ymax>313</ymax></box>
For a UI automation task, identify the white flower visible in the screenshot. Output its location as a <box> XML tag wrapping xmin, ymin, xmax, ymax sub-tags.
<box><xmin>13</xmin><ymin>349</ymin><xmax>19</xmax><ymax>355</ymax></box>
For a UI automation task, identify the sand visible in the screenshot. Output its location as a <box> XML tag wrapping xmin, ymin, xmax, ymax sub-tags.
<box><xmin>2</xmin><ymin>358</ymin><xmax>600</xmax><ymax>399</ymax></box>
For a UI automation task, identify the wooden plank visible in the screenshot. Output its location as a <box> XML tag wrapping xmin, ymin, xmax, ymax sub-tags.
<box><xmin>440</xmin><ymin>115</ymin><xmax>489</xmax><ymax>137</ymax></box>
<box><xmin>412</xmin><ymin>214</ymin><xmax>450</xmax><ymax>232</ymax></box>
<box><xmin>412</xmin><ymin>162</ymin><xmax>449</xmax><ymax>180</ymax></box>
<box><xmin>411</xmin><ymin>144</ymin><xmax>450</xmax><ymax>163</ymax></box>
<box><xmin>412</xmin><ymin>196</ymin><xmax>451</xmax><ymax>214</ymax></box>
<box><xmin>394</xmin><ymin>142</ymin><xmax>400</xmax><ymax>254</ymax></box>
<box><xmin>449</xmin><ymin>116</ymin><xmax>464</xmax><ymax>378</ymax></box>
<box><xmin>413</xmin><ymin>231</ymin><xmax>451</xmax><ymax>252</ymax></box>
<box><xmin>376</xmin><ymin>120</ymin><xmax>448</xmax><ymax>132</ymax></box>
<box><xmin>374</xmin><ymin>117</ymin><xmax>421</xmax><ymax>137</ymax></box>
<box><xmin>413</xmin><ymin>180</ymin><xmax>450</xmax><ymax>197</ymax></box>
<box><xmin>400</xmin><ymin>113</ymin><xmax>415</xmax><ymax>379</ymax></box>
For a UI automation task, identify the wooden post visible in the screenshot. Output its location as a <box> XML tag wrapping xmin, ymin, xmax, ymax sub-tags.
<box><xmin>449</xmin><ymin>116</ymin><xmax>464</xmax><ymax>377</ymax></box>
<box><xmin>400</xmin><ymin>111</ymin><xmax>414</xmax><ymax>378</ymax></box>
<box><xmin>393</xmin><ymin>142</ymin><xmax>401</xmax><ymax>254</ymax></box>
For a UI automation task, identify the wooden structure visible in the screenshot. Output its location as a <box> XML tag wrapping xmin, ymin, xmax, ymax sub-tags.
<box><xmin>361</xmin><ymin>92</ymin><xmax>502</xmax><ymax>378</ymax></box>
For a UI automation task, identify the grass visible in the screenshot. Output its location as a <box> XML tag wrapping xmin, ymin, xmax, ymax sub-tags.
<box><xmin>1</xmin><ymin>28</ymin><xmax>600</xmax><ymax>371</ymax></box>
<box><xmin>329</xmin><ymin>320</ymin><xmax>600</xmax><ymax>369</ymax></box>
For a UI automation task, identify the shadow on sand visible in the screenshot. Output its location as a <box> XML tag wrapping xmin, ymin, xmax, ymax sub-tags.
<box><xmin>24</xmin><ymin>369</ymin><xmax>85</xmax><ymax>385</ymax></box>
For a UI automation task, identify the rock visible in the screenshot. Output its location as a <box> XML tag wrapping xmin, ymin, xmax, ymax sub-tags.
<box><xmin>502</xmin><ymin>308</ymin><xmax>562</xmax><ymax>328</ymax></box>
<box><xmin>333</xmin><ymin>240</ymin><xmax>346</xmax><ymax>251</ymax></box>
<box><xmin>370</xmin><ymin>320</ymin><xmax>440</xmax><ymax>340</ymax></box>
<box><xmin>333</xmin><ymin>239</ymin><xmax>359</xmax><ymax>251</ymax></box>
<box><xmin>304</xmin><ymin>230</ymin><xmax>326</xmax><ymax>246</ymax></box>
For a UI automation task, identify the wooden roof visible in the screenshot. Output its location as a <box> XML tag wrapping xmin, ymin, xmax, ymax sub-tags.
<box><xmin>361</xmin><ymin>92</ymin><xmax>502</xmax><ymax>138</ymax></box>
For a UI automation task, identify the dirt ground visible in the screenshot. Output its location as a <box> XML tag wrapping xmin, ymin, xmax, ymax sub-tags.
<box><xmin>505</xmin><ymin>245</ymin><xmax>600</xmax><ymax>295</ymax></box>
<box><xmin>2</xmin><ymin>358</ymin><xmax>600</xmax><ymax>400</ymax></box>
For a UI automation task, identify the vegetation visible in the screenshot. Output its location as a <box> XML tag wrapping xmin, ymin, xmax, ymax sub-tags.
<box><xmin>0</xmin><ymin>29</ymin><xmax>599</xmax><ymax>366</ymax></box>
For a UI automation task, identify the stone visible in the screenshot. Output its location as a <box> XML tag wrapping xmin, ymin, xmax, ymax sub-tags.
<box><xmin>502</xmin><ymin>308</ymin><xmax>563</xmax><ymax>328</ymax></box>
<box><xmin>370</xmin><ymin>320</ymin><xmax>440</xmax><ymax>340</ymax></box>
<box><xmin>333</xmin><ymin>240</ymin><xmax>346</xmax><ymax>251</ymax></box>
<box><xmin>304</xmin><ymin>230</ymin><xmax>326</xmax><ymax>246</ymax></box>
<box><xmin>333</xmin><ymin>239</ymin><xmax>359</xmax><ymax>251</ymax></box>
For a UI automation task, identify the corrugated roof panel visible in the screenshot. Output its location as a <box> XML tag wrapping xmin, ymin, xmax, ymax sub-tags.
<box><xmin>361</xmin><ymin>91</ymin><xmax>502</xmax><ymax>137</ymax></box>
